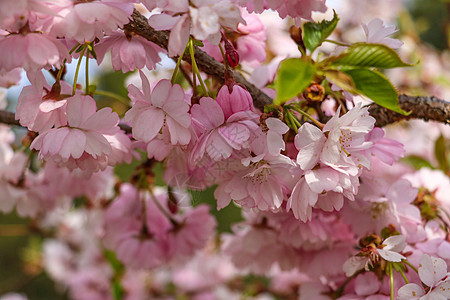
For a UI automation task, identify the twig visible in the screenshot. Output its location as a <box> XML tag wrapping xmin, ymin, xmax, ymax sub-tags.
<box><xmin>369</xmin><ymin>94</ymin><xmax>450</xmax><ymax>127</ymax></box>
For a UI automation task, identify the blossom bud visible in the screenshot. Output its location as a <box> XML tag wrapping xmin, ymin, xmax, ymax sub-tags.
<box><xmin>303</xmin><ymin>83</ymin><xmax>325</xmax><ymax>102</ymax></box>
<box><xmin>224</xmin><ymin>39</ymin><xmax>239</xmax><ymax>68</ymax></box>
<box><xmin>216</xmin><ymin>84</ymin><xmax>253</xmax><ymax>119</ymax></box>
<box><xmin>289</xmin><ymin>26</ymin><xmax>303</xmax><ymax>45</ymax></box>
<box><xmin>226</xmin><ymin>50</ymin><xmax>239</xmax><ymax>68</ymax></box>
<box><xmin>22</xmin><ymin>131</ymin><xmax>37</xmax><ymax>148</ymax></box>
<box><xmin>168</xmin><ymin>187</ymin><xmax>179</xmax><ymax>214</ymax></box>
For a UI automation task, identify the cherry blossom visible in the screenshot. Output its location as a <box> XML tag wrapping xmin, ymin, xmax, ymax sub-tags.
<box><xmin>50</xmin><ymin>0</ymin><xmax>134</xmax><ymax>42</ymax></box>
<box><xmin>398</xmin><ymin>254</ymin><xmax>450</xmax><ymax>300</ymax></box>
<box><xmin>95</xmin><ymin>30</ymin><xmax>164</xmax><ymax>73</ymax></box>
<box><xmin>148</xmin><ymin>0</ymin><xmax>244</xmax><ymax>56</ymax></box>
<box><xmin>190</xmin><ymin>96</ymin><xmax>259</xmax><ymax>162</ymax></box>
<box><xmin>124</xmin><ymin>71</ymin><xmax>192</xmax><ymax>145</ymax></box>
<box><xmin>16</xmin><ymin>71</ymin><xmax>70</xmax><ymax>133</ymax></box>
<box><xmin>30</xmin><ymin>94</ymin><xmax>120</xmax><ymax>175</ymax></box>
<box><xmin>233</xmin><ymin>0</ymin><xmax>327</xmax><ymax>20</ymax></box>
<box><xmin>363</xmin><ymin>18</ymin><xmax>403</xmax><ymax>49</ymax></box>
<box><xmin>0</xmin><ymin>33</ymin><xmax>69</xmax><ymax>72</ymax></box>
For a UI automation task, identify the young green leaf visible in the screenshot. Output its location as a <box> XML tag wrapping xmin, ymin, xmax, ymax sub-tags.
<box><xmin>330</xmin><ymin>43</ymin><xmax>414</xmax><ymax>69</ymax></box>
<box><xmin>434</xmin><ymin>134</ymin><xmax>449</xmax><ymax>172</ymax></box>
<box><xmin>274</xmin><ymin>58</ymin><xmax>315</xmax><ymax>104</ymax></box>
<box><xmin>303</xmin><ymin>10</ymin><xmax>339</xmax><ymax>52</ymax></box>
<box><xmin>401</xmin><ymin>155</ymin><xmax>435</xmax><ymax>170</ymax></box>
<box><xmin>344</xmin><ymin>69</ymin><xmax>410</xmax><ymax>115</ymax></box>
<box><xmin>323</xmin><ymin>69</ymin><xmax>358</xmax><ymax>94</ymax></box>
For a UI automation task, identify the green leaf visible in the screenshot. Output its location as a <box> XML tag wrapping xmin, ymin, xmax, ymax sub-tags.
<box><xmin>330</xmin><ymin>43</ymin><xmax>414</xmax><ymax>69</ymax></box>
<box><xmin>274</xmin><ymin>58</ymin><xmax>315</xmax><ymax>104</ymax></box>
<box><xmin>344</xmin><ymin>69</ymin><xmax>409</xmax><ymax>115</ymax></box>
<box><xmin>193</xmin><ymin>39</ymin><xmax>204</xmax><ymax>47</ymax></box>
<box><xmin>434</xmin><ymin>134</ymin><xmax>449</xmax><ymax>172</ymax></box>
<box><xmin>323</xmin><ymin>69</ymin><xmax>358</xmax><ymax>94</ymax></box>
<box><xmin>303</xmin><ymin>10</ymin><xmax>339</xmax><ymax>52</ymax></box>
<box><xmin>401</xmin><ymin>155</ymin><xmax>435</xmax><ymax>170</ymax></box>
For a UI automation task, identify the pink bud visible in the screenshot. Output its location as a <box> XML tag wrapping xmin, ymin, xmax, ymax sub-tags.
<box><xmin>226</xmin><ymin>50</ymin><xmax>239</xmax><ymax>68</ymax></box>
<box><xmin>224</xmin><ymin>38</ymin><xmax>239</xmax><ymax>68</ymax></box>
<box><xmin>216</xmin><ymin>84</ymin><xmax>253</xmax><ymax>119</ymax></box>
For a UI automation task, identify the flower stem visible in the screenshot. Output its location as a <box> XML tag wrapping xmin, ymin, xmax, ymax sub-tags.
<box><xmin>189</xmin><ymin>39</ymin><xmax>207</xmax><ymax>96</ymax></box>
<box><xmin>93</xmin><ymin>90</ymin><xmax>130</xmax><ymax>106</ymax></box>
<box><xmin>72</xmin><ymin>45</ymin><xmax>87</xmax><ymax>95</ymax></box>
<box><xmin>285</xmin><ymin>109</ymin><xmax>300</xmax><ymax>133</ymax></box>
<box><xmin>403</xmin><ymin>260</ymin><xmax>419</xmax><ymax>273</ymax></box>
<box><xmin>55</xmin><ymin>61</ymin><xmax>66</xmax><ymax>83</ymax></box>
<box><xmin>294</xmin><ymin>108</ymin><xmax>325</xmax><ymax>129</ymax></box>
<box><xmin>219</xmin><ymin>43</ymin><xmax>227</xmax><ymax>65</ymax></box>
<box><xmin>148</xmin><ymin>188</ymin><xmax>178</xmax><ymax>225</ymax></box>
<box><xmin>69</xmin><ymin>43</ymin><xmax>80</xmax><ymax>55</ymax></box>
<box><xmin>85</xmin><ymin>46</ymin><xmax>90</xmax><ymax>95</ymax></box>
<box><xmin>398</xmin><ymin>267</ymin><xmax>410</xmax><ymax>284</ymax></box>
<box><xmin>171</xmin><ymin>53</ymin><xmax>184</xmax><ymax>84</ymax></box>
<box><xmin>389</xmin><ymin>263</ymin><xmax>395</xmax><ymax>300</ymax></box>
<box><xmin>324</xmin><ymin>39</ymin><xmax>350</xmax><ymax>47</ymax></box>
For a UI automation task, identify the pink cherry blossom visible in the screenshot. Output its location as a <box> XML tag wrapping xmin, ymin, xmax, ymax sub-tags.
<box><xmin>234</xmin><ymin>0</ymin><xmax>327</xmax><ymax>20</ymax></box>
<box><xmin>214</xmin><ymin>154</ymin><xmax>296</xmax><ymax>210</ymax></box>
<box><xmin>398</xmin><ymin>254</ymin><xmax>450</xmax><ymax>300</ymax></box>
<box><xmin>377</xmin><ymin>235</ymin><xmax>407</xmax><ymax>262</ymax></box>
<box><xmin>124</xmin><ymin>71</ymin><xmax>191</xmax><ymax>145</ymax></box>
<box><xmin>287</xmin><ymin>166</ymin><xmax>358</xmax><ymax>221</ymax></box>
<box><xmin>363</xmin><ymin>18</ymin><xmax>403</xmax><ymax>49</ymax></box>
<box><xmin>50</xmin><ymin>0</ymin><xmax>134</xmax><ymax>42</ymax></box>
<box><xmin>265</xmin><ymin>117</ymin><xmax>289</xmax><ymax>156</ymax></box>
<box><xmin>103</xmin><ymin>184</ymin><xmax>171</xmax><ymax>269</ymax></box>
<box><xmin>30</xmin><ymin>94</ymin><xmax>120</xmax><ymax>175</ymax></box>
<box><xmin>16</xmin><ymin>71</ymin><xmax>70</xmax><ymax>133</ymax></box>
<box><xmin>0</xmin><ymin>0</ymin><xmax>56</xmax><ymax>32</ymax></box>
<box><xmin>190</xmin><ymin>96</ymin><xmax>259</xmax><ymax>162</ymax></box>
<box><xmin>168</xmin><ymin>205</ymin><xmax>217</xmax><ymax>262</ymax></box>
<box><xmin>342</xmin><ymin>177</ymin><xmax>420</xmax><ymax>239</ymax></box>
<box><xmin>95</xmin><ymin>31</ymin><xmax>164</xmax><ymax>73</ymax></box>
<box><xmin>0</xmin><ymin>68</ymin><xmax>21</xmax><ymax>88</ymax></box>
<box><xmin>148</xmin><ymin>0</ymin><xmax>244</xmax><ymax>57</ymax></box>
<box><xmin>363</xmin><ymin>127</ymin><xmax>405</xmax><ymax>166</ymax></box>
<box><xmin>235</xmin><ymin>13</ymin><xmax>266</xmax><ymax>65</ymax></box>
<box><xmin>321</xmin><ymin>104</ymin><xmax>376</xmax><ymax>172</ymax></box>
<box><xmin>216</xmin><ymin>84</ymin><xmax>254</xmax><ymax>120</ymax></box>
<box><xmin>0</xmin><ymin>33</ymin><xmax>69</xmax><ymax>72</ymax></box>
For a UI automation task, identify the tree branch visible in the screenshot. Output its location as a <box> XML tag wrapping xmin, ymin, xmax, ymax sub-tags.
<box><xmin>0</xmin><ymin>110</ymin><xmax>19</xmax><ymax>127</ymax></box>
<box><xmin>370</xmin><ymin>95</ymin><xmax>450</xmax><ymax>127</ymax></box>
<box><xmin>124</xmin><ymin>10</ymin><xmax>450</xmax><ymax>126</ymax></box>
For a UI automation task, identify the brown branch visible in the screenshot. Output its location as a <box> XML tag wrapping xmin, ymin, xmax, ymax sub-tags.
<box><xmin>0</xmin><ymin>110</ymin><xmax>19</xmax><ymax>126</ymax></box>
<box><xmin>370</xmin><ymin>95</ymin><xmax>450</xmax><ymax>127</ymax></box>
